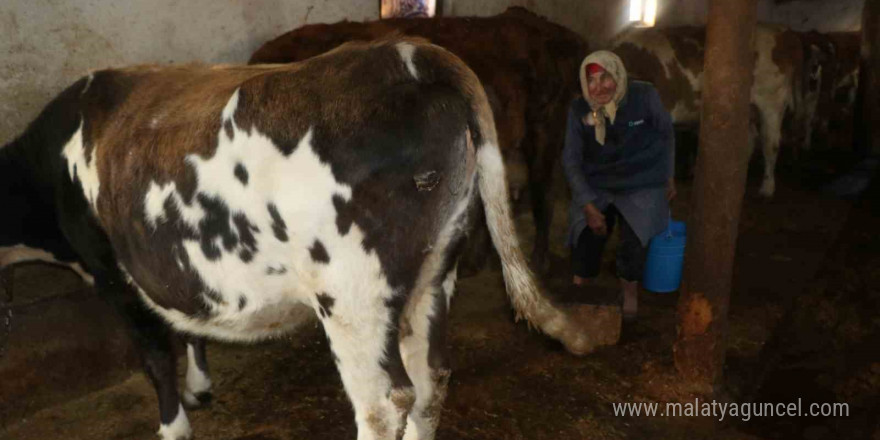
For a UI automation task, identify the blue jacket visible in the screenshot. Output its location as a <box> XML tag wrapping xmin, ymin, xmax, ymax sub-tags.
<box><xmin>563</xmin><ymin>81</ymin><xmax>675</xmax><ymax>247</ymax></box>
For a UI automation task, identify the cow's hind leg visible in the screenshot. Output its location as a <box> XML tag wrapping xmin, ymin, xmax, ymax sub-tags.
<box><xmin>96</xmin><ymin>276</ymin><xmax>191</xmax><ymax>440</ymax></box>
<box><xmin>317</xmin><ymin>290</ymin><xmax>415</xmax><ymax>440</ymax></box>
<box><xmin>182</xmin><ymin>336</ymin><xmax>212</xmax><ymax>409</ymax></box>
<box><xmin>400</xmin><ymin>198</ymin><xmax>472</xmax><ymax>440</ymax></box>
<box><xmin>399</xmin><ymin>265</ymin><xmax>455</xmax><ymax>440</ymax></box>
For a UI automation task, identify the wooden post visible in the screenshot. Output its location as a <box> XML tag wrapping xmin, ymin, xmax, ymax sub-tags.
<box><xmin>673</xmin><ymin>0</ymin><xmax>757</xmax><ymax>388</ymax></box>
<box><xmin>859</xmin><ymin>0</ymin><xmax>880</xmax><ymax>156</ymax></box>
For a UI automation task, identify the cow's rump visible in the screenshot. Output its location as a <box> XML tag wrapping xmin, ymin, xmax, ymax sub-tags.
<box><xmin>249</xmin><ymin>7</ymin><xmax>590</xmax><ymax>272</ymax></box>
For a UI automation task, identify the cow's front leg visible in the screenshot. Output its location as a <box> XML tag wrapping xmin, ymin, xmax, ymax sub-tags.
<box><xmin>399</xmin><ymin>268</ymin><xmax>455</xmax><ymax>440</ymax></box>
<box><xmin>96</xmin><ymin>275</ymin><xmax>191</xmax><ymax>440</ymax></box>
<box><xmin>316</xmin><ymin>290</ymin><xmax>415</xmax><ymax>440</ymax></box>
<box><xmin>182</xmin><ymin>337</ymin><xmax>212</xmax><ymax>409</ymax></box>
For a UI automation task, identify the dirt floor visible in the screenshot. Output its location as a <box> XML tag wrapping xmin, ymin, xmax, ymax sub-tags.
<box><xmin>1</xmin><ymin>150</ymin><xmax>878</xmax><ymax>440</ymax></box>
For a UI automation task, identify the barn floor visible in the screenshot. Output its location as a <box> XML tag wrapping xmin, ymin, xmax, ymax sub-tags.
<box><xmin>1</xmin><ymin>150</ymin><xmax>878</xmax><ymax>440</ymax></box>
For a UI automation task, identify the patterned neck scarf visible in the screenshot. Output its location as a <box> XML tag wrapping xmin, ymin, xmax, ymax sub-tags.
<box><xmin>579</xmin><ymin>50</ymin><xmax>628</xmax><ymax>145</ymax></box>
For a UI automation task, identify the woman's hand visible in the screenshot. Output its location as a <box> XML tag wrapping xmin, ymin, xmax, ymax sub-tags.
<box><xmin>666</xmin><ymin>177</ymin><xmax>677</xmax><ymax>201</ymax></box>
<box><xmin>583</xmin><ymin>203</ymin><xmax>607</xmax><ymax>236</ymax></box>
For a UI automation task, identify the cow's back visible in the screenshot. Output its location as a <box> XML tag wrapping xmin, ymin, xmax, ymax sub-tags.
<box><xmin>249</xmin><ymin>9</ymin><xmax>586</xmax><ymax>74</ymax></box>
<box><xmin>613</xmin><ymin>26</ymin><xmax>704</xmax><ymax>125</ymax></box>
<box><xmin>614</xmin><ymin>24</ymin><xmax>806</xmax><ymax>124</ymax></box>
<box><xmin>248</xmin><ymin>9</ymin><xmax>587</xmax><ymax>138</ymax></box>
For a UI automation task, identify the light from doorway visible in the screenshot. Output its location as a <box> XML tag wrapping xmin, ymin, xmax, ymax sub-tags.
<box><xmin>630</xmin><ymin>0</ymin><xmax>657</xmax><ymax>27</ymax></box>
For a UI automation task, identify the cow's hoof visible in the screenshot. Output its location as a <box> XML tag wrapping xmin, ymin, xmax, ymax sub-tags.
<box><xmin>158</xmin><ymin>434</ymin><xmax>191</xmax><ymax>440</ymax></box>
<box><xmin>157</xmin><ymin>407</ymin><xmax>192</xmax><ymax>440</ymax></box>
<box><xmin>182</xmin><ymin>390</ymin><xmax>213</xmax><ymax>410</ymax></box>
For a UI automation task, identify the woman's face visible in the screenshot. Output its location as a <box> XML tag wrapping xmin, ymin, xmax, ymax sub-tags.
<box><xmin>587</xmin><ymin>69</ymin><xmax>617</xmax><ymax>106</ymax></box>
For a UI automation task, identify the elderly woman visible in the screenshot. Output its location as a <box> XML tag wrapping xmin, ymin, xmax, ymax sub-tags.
<box><xmin>562</xmin><ymin>50</ymin><xmax>676</xmax><ymax>320</ymax></box>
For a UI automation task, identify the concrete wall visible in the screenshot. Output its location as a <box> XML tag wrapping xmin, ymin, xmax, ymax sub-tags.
<box><xmin>0</xmin><ymin>0</ymin><xmax>865</xmax><ymax>144</ymax></box>
<box><xmin>1</xmin><ymin>0</ymin><xmax>627</xmax><ymax>146</ymax></box>
<box><xmin>0</xmin><ymin>0</ymin><xmax>376</xmax><ymax>145</ymax></box>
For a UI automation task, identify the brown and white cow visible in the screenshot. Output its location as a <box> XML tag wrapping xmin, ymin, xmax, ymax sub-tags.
<box><xmin>802</xmin><ymin>31</ymin><xmax>861</xmax><ymax>151</ymax></box>
<box><xmin>249</xmin><ymin>7</ymin><xmax>589</xmax><ymax>271</ymax></box>
<box><xmin>613</xmin><ymin>23</ymin><xmax>824</xmax><ymax>197</ymax></box>
<box><xmin>0</xmin><ymin>38</ymin><xmax>592</xmax><ymax>440</ymax></box>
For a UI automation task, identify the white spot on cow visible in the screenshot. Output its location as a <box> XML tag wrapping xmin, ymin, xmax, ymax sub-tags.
<box><xmin>182</xmin><ymin>343</ymin><xmax>211</xmax><ymax>406</ymax></box>
<box><xmin>61</xmin><ymin>120</ymin><xmax>100</xmax><ymax>211</ymax></box>
<box><xmin>0</xmin><ymin>244</ymin><xmax>94</xmax><ymax>285</ymax></box>
<box><xmin>145</xmin><ymin>181</ymin><xmax>174</xmax><ymax>227</ymax></box>
<box><xmin>221</xmin><ymin>89</ymin><xmax>240</xmax><ymax>122</ymax></box>
<box><xmin>157</xmin><ymin>404</ymin><xmax>191</xmax><ymax>440</ymax></box>
<box><xmin>136</xmin><ymin>90</ymin><xmax>395</xmax><ymax>344</ymax></box>
<box><xmin>81</xmin><ymin>72</ymin><xmax>94</xmax><ymax>95</ymax></box>
<box><xmin>441</xmin><ymin>266</ymin><xmax>456</xmax><ymax>311</ymax></box>
<box><xmin>144</xmin><ymin>181</ymin><xmax>206</xmax><ymax>229</ymax></box>
<box><xmin>397</xmin><ymin>42</ymin><xmax>419</xmax><ymax>80</ymax></box>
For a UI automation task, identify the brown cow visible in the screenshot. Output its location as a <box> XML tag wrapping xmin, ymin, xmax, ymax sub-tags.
<box><xmin>0</xmin><ymin>37</ymin><xmax>596</xmax><ymax>440</ymax></box>
<box><xmin>613</xmin><ymin>24</ymin><xmax>824</xmax><ymax>197</ymax></box>
<box><xmin>249</xmin><ymin>7</ymin><xmax>589</xmax><ymax>271</ymax></box>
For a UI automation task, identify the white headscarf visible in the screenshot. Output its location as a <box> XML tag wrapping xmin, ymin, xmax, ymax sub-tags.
<box><xmin>579</xmin><ymin>50</ymin><xmax>628</xmax><ymax>145</ymax></box>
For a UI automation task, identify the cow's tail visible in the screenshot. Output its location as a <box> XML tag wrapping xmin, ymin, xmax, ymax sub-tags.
<box><xmin>472</xmin><ymin>129</ymin><xmax>543</xmax><ymax>324</ymax></box>
<box><xmin>466</xmin><ymin>79</ymin><xmax>591</xmax><ymax>355</ymax></box>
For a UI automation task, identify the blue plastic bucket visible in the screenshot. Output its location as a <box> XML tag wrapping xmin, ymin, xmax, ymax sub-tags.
<box><xmin>642</xmin><ymin>220</ymin><xmax>686</xmax><ymax>293</ymax></box>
